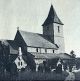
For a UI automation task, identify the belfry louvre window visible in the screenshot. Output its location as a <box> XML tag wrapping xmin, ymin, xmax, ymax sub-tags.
<box><xmin>47</xmin><ymin>26</ymin><xmax>49</xmax><ymax>30</ymax></box>
<box><xmin>58</xmin><ymin>26</ymin><xmax>60</xmax><ymax>33</ymax></box>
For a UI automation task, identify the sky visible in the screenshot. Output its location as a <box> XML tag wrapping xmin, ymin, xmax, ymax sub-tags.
<box><xmin>0</xmin><ymin>0</ymin><xmax>80</xmax><ymax>57</ymax></box>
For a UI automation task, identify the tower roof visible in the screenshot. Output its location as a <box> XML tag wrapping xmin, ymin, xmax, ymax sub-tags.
<box><xmin>42</xmin><ymin>5</ymin><xmax>63</xmax><ymax>26</ymax></box>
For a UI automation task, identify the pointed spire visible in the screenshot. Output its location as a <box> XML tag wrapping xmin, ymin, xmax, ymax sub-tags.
<box><xmin>42</xmin><ymin>5</ymin><xmax>63</xmax><ymax>26</ymax></box>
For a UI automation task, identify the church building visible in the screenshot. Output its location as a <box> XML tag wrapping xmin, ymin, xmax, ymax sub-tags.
<box><xmin>0</xmin><ymin>5</ymin><xmax>66</xmax><ymax>70</ymax></box>
<box><xmin>14</xmin><ymin>5</ymin><xmax>65</xmax><ymax>67</ymax></box>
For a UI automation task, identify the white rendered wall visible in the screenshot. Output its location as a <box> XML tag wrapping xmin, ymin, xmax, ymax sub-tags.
<box><xmin>35</xmin><ymin>59</ymin><xmax>46</xmax><ymax>71</ymax></box>
<box><xmin>27</xmin><ymin>47</ymin><xmax>36</xmax><ymax>52</ymax></box>
<box><xmin>35</xmin><ymin>59</ymin><xmax>45</xmax><ymax>65</ymax></box>
<box><xmin>47</xmin><ymin>49</ymin><xmax>53</xmax><ymax>53</ymax></box>
<box><xmin>41</xmin><ymin>48</ymin><xmax>45</xmax><ymax>53</ymax></box>
<box><xmin>53</xmin><ymin>23</ymin><xmax>65</xmax><ymax>53</ymax></box>
<box><xmin>15</xmin><ymin>56</ymin><xmax>27</xmax><ymax>70</ymax></box>
<box><xmin>27</xmin><ymin>47</ymin><xmax>54</xmax><ymax>54</ymax></box>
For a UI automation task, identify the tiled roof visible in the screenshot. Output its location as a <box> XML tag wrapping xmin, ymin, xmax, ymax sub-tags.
<box><xmin>30</xmin><ymin>52</ymin><xmax>71</xmax><ymax>59</ymax></box>
<box><xmin>57</xmin><ymin>53</ymin><xmax>71</xmax><ymax>59</ymax></box>
<box><xmin>42</xmin><ymin>5</ymin><xmax>63</xmax><ymax>26</ymax></box>
<box><xmin>19</xmin><ymin>30</ymin><xmax>58</xmax><ymax>49</ymax></box>
<box><xmin>30</xmin><ymin>52</ymin><xmax>58</xmax><ymax>59</ymax></box>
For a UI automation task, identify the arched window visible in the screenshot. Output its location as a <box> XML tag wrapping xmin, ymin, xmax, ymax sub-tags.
<box><xmin>21</xmin><ymin>62</ymin><xmax>22</xmax><ymax>66</ymax></box>
<box><xmin>18</xmin><ymin>62</ymin><xmax>20</xmax><ymax>66</ymax></box>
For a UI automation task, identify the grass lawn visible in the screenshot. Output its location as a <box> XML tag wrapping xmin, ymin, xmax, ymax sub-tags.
<box><xmin>75</xmin><ymin>71</ymin><xmax>80</xmax><ymax>81</ymax></box>
<box><xmin>0</xmin><ymin>70</ymin><xmax>69</xmax><ymax>80</ymax></box>
<box><xmin>17</xmin><ymin>70</ymin><xmax>69</xmax><ymax>80</ymax></box>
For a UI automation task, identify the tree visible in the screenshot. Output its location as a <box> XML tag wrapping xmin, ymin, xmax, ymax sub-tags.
<box><xmin>22</xmin><ymin>52</ymin><xmax>36</xmax><ymax>71</ymax></box>
<box><xmin>69</xmin><ymin>50</ymin><xmax>76</xmax><ymax>72</ymax></box>
<box><xmin>70</xmin><ymin>50</ymin><xmax>76</xmax><ymax>58</ymax></box>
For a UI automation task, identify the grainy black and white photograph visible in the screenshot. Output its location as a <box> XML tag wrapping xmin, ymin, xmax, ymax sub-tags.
<box><xmin>0</xmin><ymin>0</ymin><xmax>80</xmax><ymax>81</ymax></box>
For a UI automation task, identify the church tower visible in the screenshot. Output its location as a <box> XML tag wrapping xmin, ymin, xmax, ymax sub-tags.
<box><xmin>42</xmin><ymin>5</ymin><xmax>65</xmax><ymax>53</ymax></box>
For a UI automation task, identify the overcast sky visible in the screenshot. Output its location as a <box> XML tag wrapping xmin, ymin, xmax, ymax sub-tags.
<box><xmin>0</xmin><ymin>0</ymin><xmax>80</xmax><ymax>57</ymax></box>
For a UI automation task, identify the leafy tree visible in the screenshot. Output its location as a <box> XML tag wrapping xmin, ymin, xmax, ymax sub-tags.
<box><xmin>69</xmin><ymin>50</ymin><xmax>76</xmax><ymax>72</ymax></box>
<box><xmin>70</xmin><ymin>50</ymin><xmax>76</xmax><ymax>58</ymax></box>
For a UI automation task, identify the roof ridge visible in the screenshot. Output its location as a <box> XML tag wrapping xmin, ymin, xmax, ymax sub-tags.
<box><xmin>19</xmin><ymin>30</ymin><xmax>40</xmax><ymax>35</ymax></box>
<box><xmin>18</xmin><ymin>29</ymin><xmax>58</xmax><ymax>49</ymax></box>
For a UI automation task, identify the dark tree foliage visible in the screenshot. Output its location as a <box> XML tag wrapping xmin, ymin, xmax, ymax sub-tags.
<box><xmin>68</xmin><ymin>50</ymin><xmax>76</xmax><ymax>72</ymax></box>
<box><xmin>47</xmin><ymin>58</ymin><xmax>59</xmax><ymax>69</ymax></box>
<box><xmin>63</xmin><ymin>60</ymin><xmax>68</xmax><ymax>71</ymax></box>
<box><xmin>22</xmin><ymin>52</ymin><xmax>36</xmax><ymax>71</ymax></box>
<box><xmin>0</xmin><ymin>42</ymin><xmax>7</xmax><ymax>72</ymax></box>
<box><xmin>0</xmin><ymin>41</ymin><xmax>4</xmax><ymax>73</ymax></box>
<box><xmin>0</xmin><ymin>41</ymin><xmax>17</xmax><ymax>75</ymax></box>
<box><xmin>43</xmin><ymin>61</ymin><xmax>51</xmax><ymax>72</ymax></box>
<box><xmin>0</xmin><ymin>41</ymin><xmax>3</xmax><ymax>61</ymax></box>
<box><xmin>19</xmin><ymin>45</ymin><xmax>36</xmax><ymax>71</ymax></box>
<box><xmin>75</xmin><ymin>58</ymin><xmax>80</xmax><ymax>69</ymax></box>
<box><xmin>6</xmin><ymin>62</ymin><xmax>17</xmax><ymax>75</ymax></box>
<box><xmin>26</xmin><ymin>52</ymin><xmax>36</xmax><ymax>71</ymax></box>
<box><xmin>38</xmin><ymin>63</ymin><xmax>44</xmax><ymax>72</ymax></box>
<box><xmin>56</xmin><ymin>63</ymin><xmax>62</xmax><ymax>73</ymax></box>
<box><xmin>38</xmin><ymin>61</ymin><xmax>51</xmax><ymax>72</ymax></box>
<box><xmin>70</xmin><ymin>50</ymin><xmax>76</xmax><ymax>58</ymax></box>
<box><xmin>3</xmin><ymin>44</ymin><xmax>10</xmax><ymax>69</ymax></box>
<box><xmin>70</xmin><ymin>50</ymin><xmax>76</xmax><ymax>65</ymax></box>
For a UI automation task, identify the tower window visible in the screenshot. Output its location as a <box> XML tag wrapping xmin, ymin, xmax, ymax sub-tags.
<box><xmin>46</xmin><ymin>26</ymin><xmax>49</xmax><ymax>30</ymax></box>
<box><xmin>36</xmin><ymin>48</ymin><xmax>38</xmax><ymax>52</ymax></box>
<box><xmin>58</xmin><ymin>26</ymin><xmax>60</xmax><ymax>33</ymax></box>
